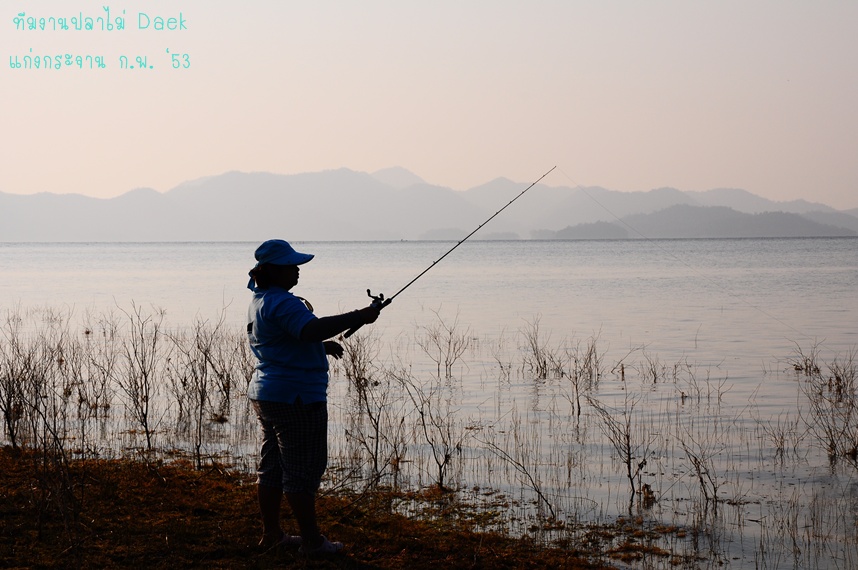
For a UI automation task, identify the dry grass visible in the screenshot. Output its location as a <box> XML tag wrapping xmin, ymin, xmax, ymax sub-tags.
<box><xmin>0</xmin><ymin>447</ymin><xmax>616</xmax><ymax>569</ymax></box>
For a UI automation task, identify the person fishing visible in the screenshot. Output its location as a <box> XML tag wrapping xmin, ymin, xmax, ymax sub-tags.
<box><xmin>244</xmin><ymin>169</ymin><xmax>551</xmax><ymax>554</ymax></box>
<box><xmin>245</xmin><ymin>239</ymin><xmax>380</xmax><ymax>555</ymax></box>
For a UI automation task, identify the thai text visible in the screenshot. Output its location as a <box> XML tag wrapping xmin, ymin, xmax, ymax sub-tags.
<box><xmin>9</xmin><ymin>48</ymin><xmax>106</xmax><ymax>70</ymax></box>
<box><xmin>12</xmin><ymin>7</ymin><xmax>126</xmax><ymax>31</ymax></box>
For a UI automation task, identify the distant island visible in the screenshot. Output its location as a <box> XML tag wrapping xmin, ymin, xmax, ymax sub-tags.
<box><xmin>534</xmin><ymin>204</ymin><xmax>856</xmax><ymax>239</ymax></box>
<box><xmin>1</xmin><ymin>168</ymin><xmax>856</xmax><ymax>241</ymax></box>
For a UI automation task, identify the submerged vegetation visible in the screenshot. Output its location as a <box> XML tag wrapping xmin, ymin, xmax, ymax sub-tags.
<box><xmin>2</xmin><ymin>304</ymin><xmax>858</xmax><ymax>568</ymax></box>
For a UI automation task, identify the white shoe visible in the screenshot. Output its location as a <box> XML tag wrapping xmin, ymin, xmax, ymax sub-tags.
<box><xmin>300</xmin><ymin>535</ymin><xmax>344</xmax><ymax>555</ymax></box>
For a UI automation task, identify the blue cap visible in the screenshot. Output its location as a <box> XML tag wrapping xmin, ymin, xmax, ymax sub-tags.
<box><xmin>248</xmin><ymin>239</ymin><xmax>314</xmax><ymax>290</ymax></box>
<box><xmin>254</xmin><ymin>239</ymin><xmax>314</xmax><ymax>266</ymax></box>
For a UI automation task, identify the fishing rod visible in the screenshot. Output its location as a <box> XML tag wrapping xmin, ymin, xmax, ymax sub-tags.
<box><xmin>344</xmin><ymin>165</ymin><xmax>556</xmax><ymax>338</ymax></box>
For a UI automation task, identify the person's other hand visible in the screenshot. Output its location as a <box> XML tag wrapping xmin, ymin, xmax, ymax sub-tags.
<box><xmin>323</xmin><ymin>340</ymin><xmax>344</xmax><ymax>359</ymax></box>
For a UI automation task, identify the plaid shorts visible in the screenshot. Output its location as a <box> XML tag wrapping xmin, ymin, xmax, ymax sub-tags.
<box><xmin>251</xmin><ymin>399</ymin><xmax>328</xmax><ymax>494</ymax></box>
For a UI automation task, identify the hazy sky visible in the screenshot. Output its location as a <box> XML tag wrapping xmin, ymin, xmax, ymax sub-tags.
<box><xmin>2</xmin><ymin>1</ymin><xmax>857</xmax><ymax>209</ymax></box>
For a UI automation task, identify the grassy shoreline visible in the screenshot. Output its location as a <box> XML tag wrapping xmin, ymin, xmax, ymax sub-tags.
<box><xmin>1</xmin><ymin>447</ymin><xmax>627</xmax><ymax>569</ymax></box>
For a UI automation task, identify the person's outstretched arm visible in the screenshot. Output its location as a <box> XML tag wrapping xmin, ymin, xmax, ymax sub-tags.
<box><xmin>299</xmin><ymin>306</ymin><xmax>380</xmax><ymax>342</ymax></box>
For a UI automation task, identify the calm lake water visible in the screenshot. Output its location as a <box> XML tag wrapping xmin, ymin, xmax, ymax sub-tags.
<box><xmin>3</xmin><ymin>238</ymin><xmax>858</xmax><ymax>568</ymax></box>
<box><xmin>3</xmin><ymin>238</ymin><xmax>856</xmax><ymax>364</ymax></box>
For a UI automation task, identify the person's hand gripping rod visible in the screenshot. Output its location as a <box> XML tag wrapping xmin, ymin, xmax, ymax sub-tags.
<box><xmin>344</xmin><ymin>290</ymin><xmax>392</xmax><ymax>338</ymax></box>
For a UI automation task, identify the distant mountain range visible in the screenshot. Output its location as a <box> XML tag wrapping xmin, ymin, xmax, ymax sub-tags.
<box><xmin>1</xmin><ymin>167</ymin><xmax>856</xmax><ymax>241</ymax></box>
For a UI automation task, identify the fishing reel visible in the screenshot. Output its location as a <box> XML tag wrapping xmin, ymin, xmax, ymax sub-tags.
<box><xmin>343</xmin><ymin>290</ymin><xmax>392</xmax><ymax>338</ymax></box>
<box><xmin>366</xmin><ymin>289</ymin><xmax>392</xmax><ymax>310</ymax></box>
